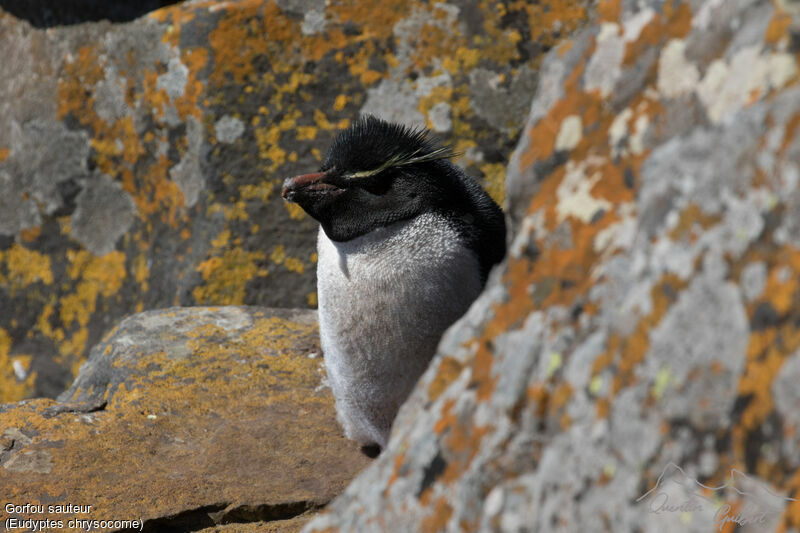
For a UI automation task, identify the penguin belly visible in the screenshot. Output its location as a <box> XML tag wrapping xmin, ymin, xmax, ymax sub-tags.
<box><xmin>316</xmin><ymin>212</ymin><xmax>482</xmax><ymax>448</ymax></box>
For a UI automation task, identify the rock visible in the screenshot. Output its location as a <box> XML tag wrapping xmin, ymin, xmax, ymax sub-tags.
<box><xmin>0</xmin><ymin>307</ymin><xmax>371</xmax><ymax>531</ymax></box>
<box><xmin>305</xmin><ymin>1</ymin><xmax>800</xmax><ymax>532</ymax></box>
<box><xmin>0</xmin><ymin>0</ymin><xmax>590</xmax><ymax>401</ymax></box>
<box><xmin>199</xmin><ymin>516</ymin><xmax>311</xmax><ymax>533</ymax></box>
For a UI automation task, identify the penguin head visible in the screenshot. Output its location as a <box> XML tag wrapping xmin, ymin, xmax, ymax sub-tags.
<box><xmin>282</xmin><ymin>115</ymin><xmax>457</xmax><ymax>242</ymax></box>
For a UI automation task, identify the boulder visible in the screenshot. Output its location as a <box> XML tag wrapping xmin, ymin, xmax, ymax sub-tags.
<box><xmin>0</xmin><ymin>307</ymin><xmax>371</xmax><ymax>531</ymax></box>
<box><xmin>0</xmin><ymin>0</ymin><xmax>590</xmax><ymax>401</ymax></box>
<box><xmin>304</xmin><ymin>1</ymin><xmax>800</xmax><ymax>531</ymax></box>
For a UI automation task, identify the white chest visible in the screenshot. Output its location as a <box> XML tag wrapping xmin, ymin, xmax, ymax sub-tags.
<box><xmin>316</xmin><ymin>212</ymin><xmax>482</xmax><ymax>446</ymax></box>
<box><xmin>316</xmin><ymin>212</ymin><xmax>482</xmax><ymax>346</ymax></box>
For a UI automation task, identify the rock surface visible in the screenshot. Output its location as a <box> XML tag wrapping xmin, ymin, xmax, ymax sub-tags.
<box><xmin>0</xmin><ymin>307</ymin><xmax>371</xmax><ymax>532</ymax></box>
<box><xmin>0</xmin><ymin>0</ymin><xmax>590</xmax><ymax>401</ymax></box>
<box><xmin>304</xmin><ymin>1</ymin><xmax>800</xmax><ymax>532</ymax></box>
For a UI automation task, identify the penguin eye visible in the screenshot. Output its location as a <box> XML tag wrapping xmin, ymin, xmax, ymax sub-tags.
<box><xmin>361</xmin><ymin>178</ymin><xmax>391</xmax><ymax>196</ymax></box>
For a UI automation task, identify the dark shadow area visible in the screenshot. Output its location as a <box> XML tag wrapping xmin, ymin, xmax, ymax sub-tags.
<box><xmin>0</xmin><ymin>0</ymin><xmax>184</xmax><ymax>28</ymax></box>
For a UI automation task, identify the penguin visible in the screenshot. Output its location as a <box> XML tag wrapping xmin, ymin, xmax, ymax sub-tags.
<box><xmin>282</xmin><ymin>115</ymin><xmax>506</xmax><ymax>456</ymax></box>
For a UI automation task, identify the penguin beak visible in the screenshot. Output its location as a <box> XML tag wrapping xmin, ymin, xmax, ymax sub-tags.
<box><xmin>281</xmin><ymin>172</ymin><xmax>340</xmax><ymax>202</ymax></box>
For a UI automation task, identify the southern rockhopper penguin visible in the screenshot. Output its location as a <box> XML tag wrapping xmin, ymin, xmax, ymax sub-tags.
<box><xmin>282</xmin><ymin>115</ymin><xmax>506</xmax><ymax>456</ymax></box>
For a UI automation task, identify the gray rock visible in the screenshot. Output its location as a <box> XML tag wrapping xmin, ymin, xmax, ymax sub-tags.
<box><xmin>304</xmin><ymin>1</ymin><xmax>800</xmax><ymax>531</ymax></box>
<box><xmin>70</xmin><ymin>172</ymin><xmax>137</xmax><ymax>256</ymax></box>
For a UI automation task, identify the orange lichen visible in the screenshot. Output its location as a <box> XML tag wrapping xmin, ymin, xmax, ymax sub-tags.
<box><xmin>35</xmin><ymin>300</ymin><xmax>63</xmax><ymax>343</ymax></box>
<box><xmin>438</xmin><ymin>420</ymin><xmax>489</xmax><ymax>474</ymax></box>
<box><xmin>386</xmin><ymin>452</ymin><xmax>407</xmax><ymax>489</ymax></box>
<box><xmin>623</xmin><ymin>1</ymin><xmax>692</xmax><ymax>66</ymax></box>
<box><xmin>597</xmin><ymin>0</ymin><xmax>622</xmax><ymax>22</ymax></box>
<box><xmin>333</xmin><ymin>94</ymin><xmax>349</xmax><ymax>111</ymax></box>
<box><xmin>595</xmin><ymin>397</ymin><xmax>610</xmax><ymax>418</ymax></box>
<box><xmin>346</xmin><ymin>42</ymin><xmax>386</xmax><ymax>85</ymax></box>
<box><xmin>283</xmin><ymin>256</ymin><xmax>305</xmax><ymax>274</ymax></box>
<box><xmin>56</xmin><ymin>28</ymin><xmax>197</xmax><ymax>239</ymax></box>
<box><xmin>433</xmin><ymin>398</ymin><xmax>457</xmax><ymax>435</ymax></box>
<box><xmin>207</xmin><ymin>0</ymin><xmax>269</xmax><ymax>85</ymax></box>
<box><xmin>550</xmin><ymin>382</ymin><xmax>573</xmax><ymax>415</ymax></box>
<box><xmin>763</xmin><ymin>258</ymin><xmax>800</xmax><ymax>315</ymax></box>
<box><xmin>329</xmin><ymin>0</ymin><xmax>412</xmax><ymax>41</ymax></box>
<box><xmin>613</xmin><ymin>274</ymin><xmax>687</xmax><ymax>394</ymax></box>
<box><xmin>58</xmin><ymin>46</ymin><xmax>105</xmax><ymax>120</ymax></box>
<box><xmin>255</xmin><ymin>112</ymin><xmax>301</xmax><ymax>173</ymax></box>
<box><xmin>668</xmin><ymin>204</ymin><xmax>722</xmax><ymax>242</ymax></box>
<box><xmin>0</xmin><ymin>328</ymin><xmax>35</xmax><ymax>403</ymax></box>
<box><xmin>663</xmin><ymin>1</ymin><xmax>693</xmax><ymax>38</ymax></box>
<box><xmin>284</xmin><ymin>201</ymin><xmax>308</xmax><ymax>221</ymax></box>
<box><xmin>19</xmin><ymin>226</ymin><xmax>41</xmax><ymax>243</ymax></box>
<box><xmin>150</xmin><ymin>0</ymin><xmax>200</xmax><ymax>40</ymax></box>
<box><xmin>420</xmin><ymin>497</ymin><xmax>453</xmax><ymax>533</ymax></box>
<box><xmin>132</xmin><ymin>253</ymin><xmax>150</xmax><ymax>293</ymax></box>
<box><xmin>526</xmin><ymin>384</ymin><xmax>548</xmax><ymax>417</ymax></box>
<box><xmin>60</xmin><ymin>251</ymin><xmax>127</xmax><ymax>330</ymax></box>
<box><xmin>409</xmin><ymin>23</ymin><xmax>461</xmax><ymax>72</ymax></box>
<box><xmin>765</xmin><ymin>11</ymin><xmax>793</xmax><ymax>45</ymax></box>
<box><xmin>173</xmin><ymin>47</ymin><xmax>208</xmax><ymax>121</ymax></box>
<box><xmin>419</xmin><ymin>85</ymin><xmax>454</xmax><ymax>128</ymax></box>
<box><xmin>523</xmin><ymin>0</ymin><xmax>588</xmax><ymax>45</ymax></box>
<box><xmin>240</xmin><ymin>182</ymin><xmax>276</xmax><ymax>204</ymax></box>
<box><xmin>428</xmin><ymin>356</ymin><xmax>466</xmax><ymax>402</ymax></box>
<box><xmin>724</xmin><ymin>255</ymin><xmax>800</xmax><ymax>485</ymax></box>
<box><xmin>738</xmin><ymin>329</ymin><xmax>800</xmax><ymax>431</ymax></box>
<box><xmin>0</xmin><ymin>244</ymin><xmax>55</xmax><ymax>293</ymax></box>
<box><xmin>716</xmin><ymin>500</ymin><xmax>743</xmax><ymax>533</ymax></box>
<box><xmin>28</xmin><ymin>249</ymin><xmax>126</xmax><ymax>365</ymax></box>
<box><xmin>193</xmin><ymin>248</ymin><xmax>268</xmax><ymax>305</ymax></box>
<box><xmin>136</xmin><ymin>158</ymin><xmax>179</xmax><ymax>222</ymax></box>
<box><xmin>473</xmin><ymin>340</ymin><xmax>498</xmax><ymax>401</ymax></box>
<box><xmin>780</xmin><ymin>113</ymin><xmax>800</xmax><ymax>156</ymax></box>
<box><xmin>270</xmin><ymin>244</ymin><xmax>286</xmax><ymax>265</ymax></box>
<box><xmin>520</xmin><ymin>53</ymin><xmax>593</xmax><ymax>168</ymax></box>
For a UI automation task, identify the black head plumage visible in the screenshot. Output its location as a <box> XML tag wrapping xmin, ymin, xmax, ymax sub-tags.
<box><xmin>321</xmin><ymin>115</ymin><xmax>456</xmax><ymax>179</ymax></box>
<box><xmin>282</xmin><ymin>114</ymin><xmax>506</xmax><ymax>281</ymax></box>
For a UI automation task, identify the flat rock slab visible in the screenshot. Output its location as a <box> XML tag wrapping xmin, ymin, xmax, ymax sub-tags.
<box><xmin>0</xmin><ymin>307</ymin><xmax>371</xmax><ymax>532</ymax></box>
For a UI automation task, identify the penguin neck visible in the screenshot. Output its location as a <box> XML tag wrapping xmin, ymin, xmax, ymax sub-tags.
<box><xmin>319</xmin><ymin>212</ymin><xmax>451</xmax><ymax>260</ymax></box>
